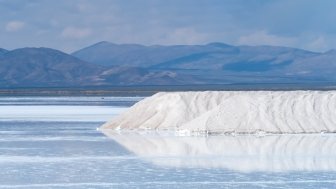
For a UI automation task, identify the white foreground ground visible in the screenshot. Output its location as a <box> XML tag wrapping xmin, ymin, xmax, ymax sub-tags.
<box><xmin>101</xmin><ymin>91</ymin><xmax>336</xmax><ymax>134</ymax></box>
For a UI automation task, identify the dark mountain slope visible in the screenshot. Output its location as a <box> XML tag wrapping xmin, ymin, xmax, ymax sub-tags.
<box><xmin>73</xmin><ymin>42</ymin><xmax>319</xmax><ymax>74</ymax></box>
<box><xmin>0</xmin><ymin>47</ymin><xmax>192</xmax><ymax>87</ymax></box>
<box><xmin>72</xmin><ymin>41</ymin><xmax>236</xmax><ymax>67</ymax></box>
<box><xmin>0</xmin><ymin>48</ymin><xmax>104</xmax><ymax>87</ymax></box>
<box><xmin>0</xmin><ymin>48</ymin><xmax>8</xmax><ymax>56</ymax></box>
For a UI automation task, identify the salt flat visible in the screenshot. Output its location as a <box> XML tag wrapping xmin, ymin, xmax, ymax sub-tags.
<box><xmin>103</xmin><ymin>131</ymin><xmax>336</xmax><ymax>172</ymax></box>
<box><xmin>1</xmin><ymin>96</ymin><xmax>336</xmax><ymax>189</ymax></box>
<box><xmin>0</xmin><ymin>105</ymin><xmax>127</xmax><ymax>122</ymax></box>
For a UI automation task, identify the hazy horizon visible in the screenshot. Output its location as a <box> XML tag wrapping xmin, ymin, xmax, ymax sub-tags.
<box><xmin>1</xmin><ymin>0</ymin><xmax>336</xmax><ymax>53</ymax></box>
<box><xmin>2</xmin><ymin>40</ymin><xmax>334</xmax><ymax>54</ymax></box>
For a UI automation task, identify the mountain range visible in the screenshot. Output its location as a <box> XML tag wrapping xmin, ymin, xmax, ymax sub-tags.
<box><xmin>1</xmin><ymin>41</ymin><xmax>336</xmax><ymax>87</ymax></box>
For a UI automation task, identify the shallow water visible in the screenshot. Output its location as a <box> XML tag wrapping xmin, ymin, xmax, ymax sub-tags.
<box><xmin>0</xmin><ymin>96</ymin><xmax>336</xmax><ymax>189</ymax></box>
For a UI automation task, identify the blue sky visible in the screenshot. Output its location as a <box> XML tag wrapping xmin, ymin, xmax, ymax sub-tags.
<box><xmin>1</xmin><ymin>0</ymin><xmax>336</xmax><ymax>52</ymax></box>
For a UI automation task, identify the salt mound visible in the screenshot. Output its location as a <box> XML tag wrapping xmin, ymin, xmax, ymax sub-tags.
<box><xmin>101</xmin><ymin>91</ymin><xmax>336</xmax><ymax>134</ymax></box>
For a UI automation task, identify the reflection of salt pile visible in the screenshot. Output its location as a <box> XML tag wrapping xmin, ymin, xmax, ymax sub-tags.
<box><xmin>101</xmin><ymin>91</ymin><xmax>336</xmax><ymax>134</ymax></box>
<box><xmin>103</xmin><ymin>131</ymin><xmax>336</xmax><ymax>172</ymax></box>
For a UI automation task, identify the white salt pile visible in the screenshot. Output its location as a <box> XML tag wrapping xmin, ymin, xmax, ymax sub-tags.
<box><xmin>101</xmin><ymin>91</ymin><xmax>336</xmax><ymax>134</ymax></box>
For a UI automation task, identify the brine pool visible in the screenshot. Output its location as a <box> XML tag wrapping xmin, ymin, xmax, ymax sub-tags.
<box><xmin>0</xmin><ymin>96</ymin><xmax>336</xmax><ymax>189</ymax></box>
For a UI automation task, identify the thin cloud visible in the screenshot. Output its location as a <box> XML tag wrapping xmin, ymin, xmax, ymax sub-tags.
<box><xmin>237</xmin><ymin>31</ymin><xmax>297</xmax><ymax>47</ymax></box>
<box><xmin>5</xmin><ymin>21</ymin><xmax>25</xmax><ymax>32</ymax></box>
<box><xmin>159</xmin><ymin>27</ymin><xmax>209</xmax><ymax>45</ymax></box>
<box><xmin>61</xmin><ymin>27</ymin><xmax>92</xmax><ymax>39</ymax></box>
<box><xmin>306</xmin><ymin>36</ymin><xmax>328</xmax><ymax>52</ymax></box>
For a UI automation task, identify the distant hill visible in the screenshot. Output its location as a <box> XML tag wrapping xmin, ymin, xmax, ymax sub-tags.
<box><xmin>0</xmin><ymin>47</ymin><xmax>184</xmax><ymax>87</ymax></box>
<box><xmin>0</xmin><ymin>48</ymin><xmax>105</xmax><ymax>87</ymax></box>
<box><xmin>72</xmin><ymin>42</ymin><xmax>317</xmax><ymax>70</ymax></box>
<box><xmin>72</xmin><ymin>41</ymin><xmax>232</xmax><ymax>67</ymax></box>
<box><xmin>281</xmin><ymin>50</ymin><xmax>336</xmax><ymax>81</ymax></box>
<box><xmin>0</xmin><ymin>48</ymin><xmax>7</xmax><ymax>56</ymax></box>
<box><xmin>73</xmin><ymin>41</ymin><xmax>336</xmax><ymax>84</ymax></box>
<box><xmin>1</xmin><ymin>42</ymin><xmax>336</xmax><ymax>88</ymax></box>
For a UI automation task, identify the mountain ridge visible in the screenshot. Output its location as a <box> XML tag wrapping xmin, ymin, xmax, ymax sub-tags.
<box><xmin>0</xmin><ymin>47</ymin><xmax>105</xmax><ymax>87</ymax></box>
<box><xmin>0</xmin><ymin>48</ymin><xmax>8</xmax><ymax>56</ymax></box>
<box><xmin>1</xmin><ymin>42</ymin><xmax>336</xmax><ymax>87</ymax></box>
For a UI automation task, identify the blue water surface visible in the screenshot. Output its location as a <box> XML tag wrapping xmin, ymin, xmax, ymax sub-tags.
<box><xmin>0</xmin><ymin>96</ymin><xmax>335</xmax><ymax>189</ymax></box>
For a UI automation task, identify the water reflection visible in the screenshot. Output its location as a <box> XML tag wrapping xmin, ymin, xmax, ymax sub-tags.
<box><xmin>103</xmin><ymin>130</ymin><xmax>336</xmax><ymax>172</ymax></box>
